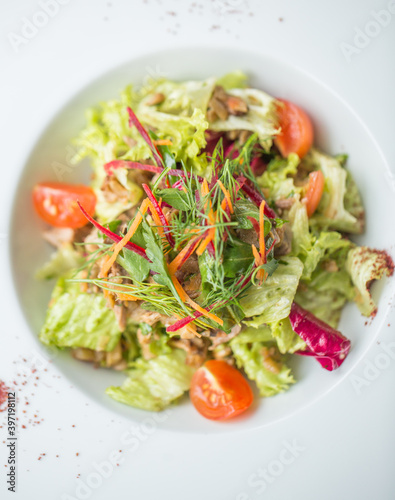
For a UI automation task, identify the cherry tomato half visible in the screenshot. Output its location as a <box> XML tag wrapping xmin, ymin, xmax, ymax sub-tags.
<box><xmin>303</xmin><ymin>170</ymin><xmax>325</xmax><ymax>217</ymax></box>
<box><xmin>190</xmin><ymin>360</ymin><xmax>254</xmax><ymax>420</ymax></box>
<box><xmin>32</xmin><ymin>182</ymin><xmax>96</xmax><ymax>229</ymax></box>
<box><xmin>274</xmin><ymin>98</ymin><xmax>313</xmax><ymax>159</ymax></box>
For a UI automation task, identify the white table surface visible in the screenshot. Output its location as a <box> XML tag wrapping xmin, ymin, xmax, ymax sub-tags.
<box><xmin>1</xmin><ymin>1</ymin><xmax>395</xmax><ymax>499</ymax></box>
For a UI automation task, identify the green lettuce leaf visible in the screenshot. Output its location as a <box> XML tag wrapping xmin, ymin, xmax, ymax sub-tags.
<box><xmin>231</xmin><ymin>325</ymin><xmax>273</xmax><ymax>344</ymax></box>
<box><xmin>216</xmin><ymin>71</ymin><xmax>248</xmax><ymax>90</ymax></box>
<box><xmin>35</xmin><ymin>244</ymin><xmax>83</xmax><ymax>280</ymax></box>
<box><xmin>288</xmin><ymin>199</ymin><xmax>312</xmax><ymax>256</ymax></box>
<box><xmin>296</xmin><ymin>266</ymin><xmax>355</xmax><ymax>328</ymax></box>
<box><xmin>209</xmin><ymin>88</ymin><xmax>280</xmax><ymax>151</ymax></box>
<box><xmin>346</xmin><ymin>247</ymin><xmax>394</xmax><ymax>316</ymax></box>
<box><xmin>231</xmin><ymin>342</ymin><xmax>295</xmax><ymax>397</ymax></box>
<box><xmin>301</xmin><ymin>231</ymin><xmax>351</xmax><ymax>280</ymax></box>
<box><xmin>307</xmin><ymin>149</ymin><xmax>363</xmax><ymax>234</ymax></box>
<box><xmin>143</xmin><ymin>77</ymin><xmax>216</xmax><ymax>115</ymax></box>
<box><xmin>241</xmin><ymin>256</ymin><xmax>303</xmax><ymax>326</ymax></box>
<box><xmin>137</xmin><ymin>107</ymin><xmax>209</xmax><ymax>172</ymax></box>
<box><xmin>269</xmin><ymin>318</ymin><xmax>307</xmax><ymax>354</ymax></box>
<box><xmin>106</xmin><ymin>349</ymin><xmax>195</xmax><ymax>411</ymax></box>
<box><xmin>258</xmin><ymin>153</ymin><xmax>300</xmax><ymax>201</ymax></box>
<box><xmin>39</xmin><ymin>278</ymin><xmax>122</xmax><ymax>351</ymax></box>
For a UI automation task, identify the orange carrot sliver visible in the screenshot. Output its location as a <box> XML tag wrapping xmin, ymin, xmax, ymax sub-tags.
<box><xmin>259</xmin><ymin>200</ymin><xmax>266</xmax><ymax>264</ymax></box>
<box><xmin>170</xmin><ymin>275</ymin><xmax>223</xmax><ymax>326</ymax></box>
<box><xmin>217</xmin><ymin>179</ymin><xmax>233</xmax><ymax>214</ymax></box>
<box><xmin>116</xmin><ymin>292</ymin><xmax>140</xmax><ymax>301</ymax></box>
<box><xmin>168</xmin><ymin>237</ymin><xmax>201</xmax><ymax>274</ymax></box>
<box><xmin>153</xmin><ymin>139</ymin><xmax>173</xmax><ymax>146</ymax></box>
<box><xmin>196</xmin><ymin>228</ymin><xmax>215</xmax><ymax>256</ymax></box>
<box><xmin>99</xmin><ymin>199</ymin><xmax>149</xmax><ymax>278</ymax></box>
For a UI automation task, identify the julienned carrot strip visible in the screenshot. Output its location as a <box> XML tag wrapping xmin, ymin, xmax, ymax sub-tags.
<box><xmin>196</xmin><ymin>228</ymin><xmax>215</xmax><ymax>256</ymax></box>
<box><xmin>251</xmin><ymin>244</ymin><xmax>265</xmax><ymax>284</ymax></box>
<box><xmin>251</xmin><ymin>244</ymin><xmax>261</xmax><ymax>267</ymax></box>
<box><xmin>259</xmin><ymin>200</ymin><xmax>266</xmax><ymax>264</ymax></box>
<box><xmin>115</xmin><ymin>292</ymin><xmax>140</xmax><ymax>301</ymax></box>
<box><xmin>77</xmin><ymin>202</ymin><xmax>149</xmax><ymax>260</ymax></box>
<box><xmin>217</xmin><ymin>179</ymin><xmax>234</xmax><ymax>214</ymax></box>
<box><xmin>143</xmin><ymin>184</ymin><xmax>175</xmax><ymax>248</ymax></box>
<box><xmin>170</xmin><ymin>274</ymin><xmax>223</xmax><ymax>326</ymax></box>
<box><xmin>99</xmin><ymin>199</ymin><xmax>150</xmax><ymax>278</ymax></box>
<box><xmin>147</xmin><ymin>200</ymin><xmax>165</xmax><ymax>239</ymax></box>
<box><xmin>153</xmin><ymin>139</ymin><xmax>173</xmax><ymax>146</ymax></box>
<box><xmin>201</xmin><ymin>179</ymin><xmax>216</xmax><ymax>225</ymax></box>
<box><xmin>168</xmin><ymin>237</ymin><xmax>202</xmax><ymax>274</ymax></box>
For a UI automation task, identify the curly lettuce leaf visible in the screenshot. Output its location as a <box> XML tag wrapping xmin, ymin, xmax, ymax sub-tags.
<box><xmin>35</xmin><ymin>244</ymin><xmax>83</xmax><ymax>280</ymax></box>
<box><xmin>241</xmin><ymin>256</ymin><xmax>303</xmax><ymax>326</ymax></box>
<box><xmin>231</xmin><ymin>325</ymin><xmax>273</xmax><ymax>344</ymax></box>
<box><xmin>231</xmin><ymin>342</ymin><xmax>295</xmax><ymax>397</ymax></box>
<box><xmin>106</xmin><ymin>349</ymin><xmax>195</xmax><ymax>411</ymax></box>
<box><xmin>296</xmin><ymin>266</ymin><xmax>355</xmax><ymax>328</ymax></box>
<box><xmin>216</xmin><ymin>71</ymin><xmax>248</xmax><ymax>90</ymax></box>
<box><xmin>39</xmin><ymin>278</ymin><xmax>122</xmax><ymax>351</ymax></box>
<box><xmin>307</xmin><ymin>149</ymin><xmax>363</xmax><ymax>234</ymax></box>
<box><xmin>143</xmin><ymin>76</ymin><xmax>216</xmax><ymax>116</ymax></box>
<box><xmin>209</xmin><ymin>88</ymin><xmax>280</xmax><ymax>151</ymax></box>
<box><xmin>301</xmin><ymin>231</ymin><xmax>351</xmax><ymax>280</ymax></box>
<box><xmin>346</xmin><ymin>247</ymin><xmax>394</xmax><ymax>316</ymax></box>
<box><xmin>269</xmin><ymin>318</ymin><xmax>307</xmax><ymax>354</ymax></box>
<box><xmin>288</xmin><ymin>199</ymin><xmax>312</xmax><ymax>256</ymax></box>
<box><xmin>258</xmin><ymin>153</ymin><xmax>300</xmax><ymax>201</ymax></box>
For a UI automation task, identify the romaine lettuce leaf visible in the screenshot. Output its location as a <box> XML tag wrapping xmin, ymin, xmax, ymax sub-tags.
<box><xmin>106</xmin><ymin>349</ymin><xmax>195</xmax><ymax>411</ymax></box>
<box><xmin>231</xmin><ymin>342</ymin><xmax>295</xmax><ymax>397</ymax></box>
<box><xmin>39</xmin><ymin>278</ymin><xmax>122</xmax><ymax>351</ymax></box>
<box><xmin>209</xmin><ymin>88</ymin><xmax>280</xmax><ymax>151</ymax></box>
<box><xmin>241</xmin><ymin>256</ymin><xmax>303</xmax><ymax>326</ymax></box>
<box><xmin>35</xmin><ymin>244</ymin><xmax>83</xmax><ymax>280</ymax></box>
<box><xmin>346</xmin><ymin>247</ymin><xmax>394</xmax><ymax>316</ymax></box>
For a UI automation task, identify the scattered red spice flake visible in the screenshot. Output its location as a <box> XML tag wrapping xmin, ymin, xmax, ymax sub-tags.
<box><xmin>76</xmin><ymin>453</ymin><xmax>79</xmax><ymax>457</ymax></box>
<box><xmin>72</xmin><ymin>425</ymin><xmax>76</xmax><ymax>428</ymax></box>
<box><xmin>22</xmin><ymin>425</ymin><xmax>26</xmax><ymax>429</ymax></box>
<box><xmin>0</xmin><ymin>381</ymin><xmax>9</xmax><ymax>412</ymax></box>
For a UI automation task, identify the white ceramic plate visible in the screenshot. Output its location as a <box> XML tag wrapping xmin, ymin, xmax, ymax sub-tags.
<box><xmin>10</xmin><ymin>47</ymin><xmax>395</xmax><ymax>434</ymax></box>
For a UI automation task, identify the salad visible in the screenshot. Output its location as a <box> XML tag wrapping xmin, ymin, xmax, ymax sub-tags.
<box><xmin>33</xmin><ymin>72</ymin><xmax>394</xmax><ymax>420</ymax></box>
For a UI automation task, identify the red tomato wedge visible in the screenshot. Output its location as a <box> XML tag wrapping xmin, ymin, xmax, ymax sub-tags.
<box><xmin>274</xmin><ymin>98</ymin><xmax>313</xmax><ymax>159</ymax></box>
<box><xmin>33</xmin><ymin>182</ymin><xmax>96</xmax><ymax>228</ymax></box>
<box><xmin>303</xmin><ymin>170</ymin><xmax>325</xmax><ymax>217</ymax></box>
<box><xmin>190</xmin><ymin>360</ymin><xmax>254</xmax><ymax>420</ymax></box>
